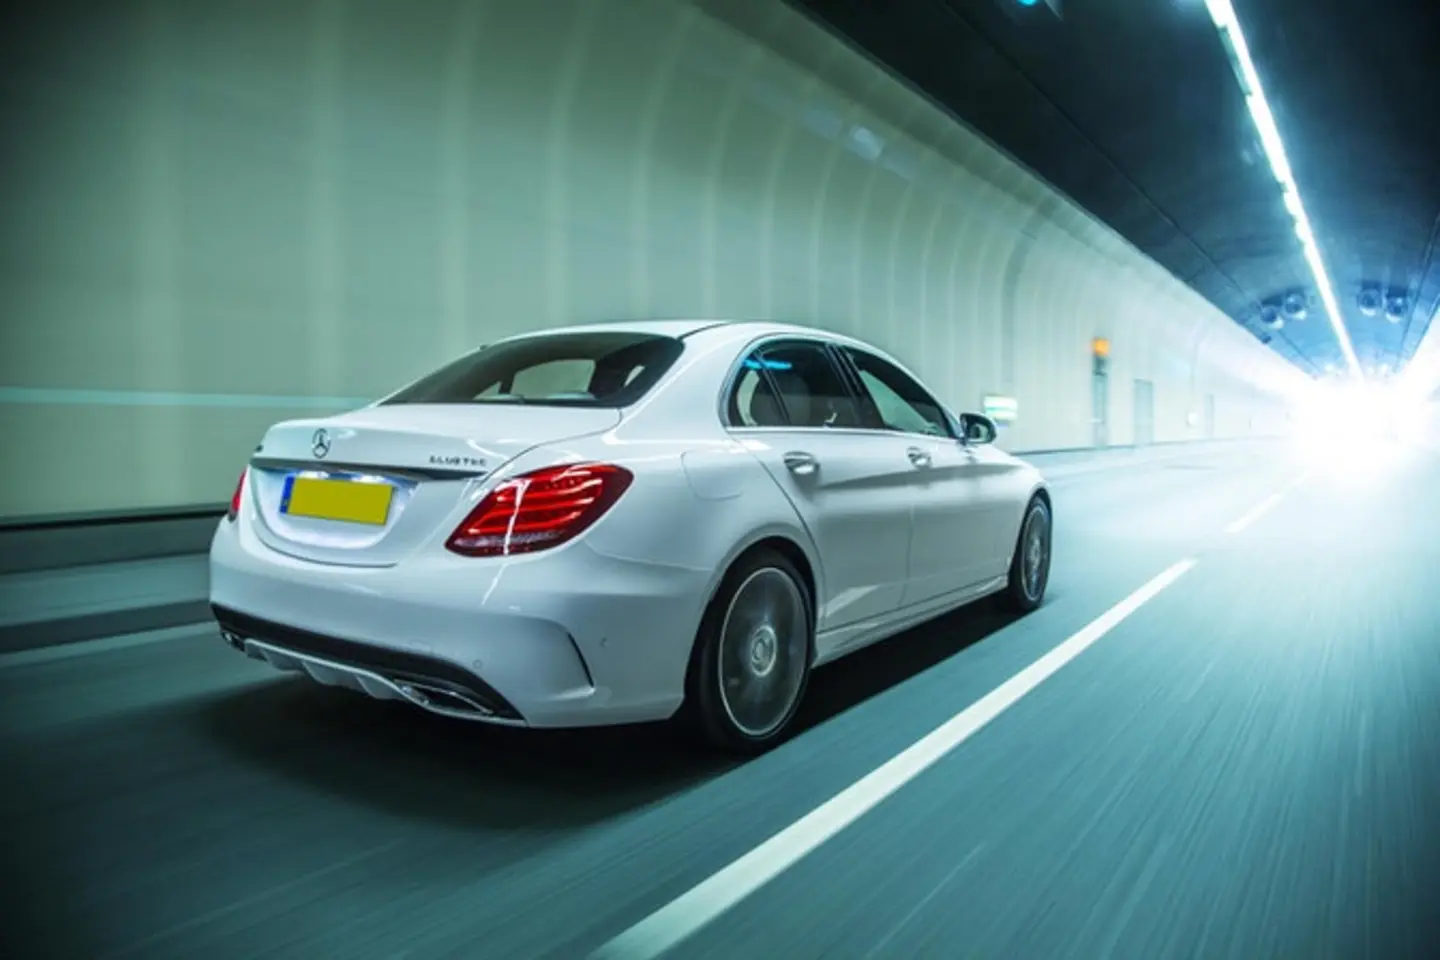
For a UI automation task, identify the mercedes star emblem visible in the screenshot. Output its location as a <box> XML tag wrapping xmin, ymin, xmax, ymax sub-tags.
<box><xmin>311</xmin><ymin>428</ymin><xmax>331</xmax><ymax>459</ymax></box>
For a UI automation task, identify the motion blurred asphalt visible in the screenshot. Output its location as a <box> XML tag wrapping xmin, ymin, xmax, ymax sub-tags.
<box><xmin>3</xmin><ymin>441</ymin><xmax>1436</xmax><ymax>959</ymax></box>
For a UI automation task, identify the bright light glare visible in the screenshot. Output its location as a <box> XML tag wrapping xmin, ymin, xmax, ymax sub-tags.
<box><xmin>1203</xmin><ymin>0</ymin><xmax>1362</xmax><ymax>378</ymax></box>
<box><xmin>1396</xmin><ymin>307</ymin><xmax>1440</xmax><ymax>404</ymax></box>
<box><xmin>1290</xmin><ymin>379</ymin><xmax>1428</xmax><ymax>472</ymax></box>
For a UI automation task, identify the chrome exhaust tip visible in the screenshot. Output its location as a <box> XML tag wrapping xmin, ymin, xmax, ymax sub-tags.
<box><xmin>221</xmin><ymin>630</ymin><xmax>265</xmax><ymax>660</ymax></box>
<box><xmin>396</xmin><ymin>681</ymin><xmax>497</xmax><ymax>718</ymax></box>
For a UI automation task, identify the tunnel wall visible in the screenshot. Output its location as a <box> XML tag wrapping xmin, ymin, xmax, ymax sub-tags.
<box><xmin>0</xmin><ymin>0</ymin><xmax>1306</xmax><ymax>521</ymax></box>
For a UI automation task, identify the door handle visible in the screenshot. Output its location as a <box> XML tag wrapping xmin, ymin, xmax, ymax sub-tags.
<box><xmin>907</xmin><ymin>446</ymin><xmax>932</xmax><ymax>469</ymax></box>
<box><xmin>783</xmin><ymin>451</ymin><xmax>819</xmax><ymax>476</ymax></box>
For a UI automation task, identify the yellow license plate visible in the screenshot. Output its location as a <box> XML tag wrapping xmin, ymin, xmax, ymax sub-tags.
<box><xmin>284</xmin><ymin>475</ymin><xmax>394</xmax><ymax>525</ymax></box>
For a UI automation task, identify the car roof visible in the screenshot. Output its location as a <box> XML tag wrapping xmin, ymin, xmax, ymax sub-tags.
<box><xmin>490</xmin><ymin>318</ymin><xmax>840</xmax><ymax>343</ymax></box>
<box><xmin>483</xmin><ymin>318</ymin><xmax>928</xmax><ymax>393</ymax></box>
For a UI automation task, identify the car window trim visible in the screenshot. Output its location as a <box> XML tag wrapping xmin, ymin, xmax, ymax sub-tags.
<box><xmin>727</xmin><ymin>356</ymin><xmax>789</xmax><ymax>428</ymax></box>
<box><xmin>826</xmin><ymin>343</ymin><xmax>889</xmax><ymax>431</ymax></box>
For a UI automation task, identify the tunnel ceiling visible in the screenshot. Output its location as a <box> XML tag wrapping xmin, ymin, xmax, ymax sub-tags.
<box><xmin>785</xmin><ymin>0</ymin><xmax>1440</xmax><ymax>379</ymax></box>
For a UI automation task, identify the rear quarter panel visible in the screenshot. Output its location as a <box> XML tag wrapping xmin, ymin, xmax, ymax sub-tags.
<box><xmin>538</xmin><ymin>432</ymin><xmax>819</xmax><ymax>608</ymax></box>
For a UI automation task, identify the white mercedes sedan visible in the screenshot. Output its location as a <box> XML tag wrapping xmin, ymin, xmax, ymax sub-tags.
<box><xmin>210</xmin><ymin>320</ymin><xmax>1052</xmax><ymax>753</ymax></box>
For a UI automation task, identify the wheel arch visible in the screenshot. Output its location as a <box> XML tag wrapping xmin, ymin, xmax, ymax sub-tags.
<box><xmin>682</xmin><ymin>526</ymin><xmax>821</xmax><ymax>698</ymax></box>
<box><xmin>700</xmin><ymin>523</ymin><xmax>822</xmax><ymax>623</ymax></box>
<box><xmin>1031</xmin><ymin>482</ymin><xmax>1052</xmax><ymax>511</ymax></box>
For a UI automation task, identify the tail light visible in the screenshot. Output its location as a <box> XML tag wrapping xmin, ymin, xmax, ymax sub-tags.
<box><xmin>446</xmin><ymin>462</ymin><xmax>633</xmax><ymax>557</ymax></box>
<box><xmin>226</xmin><ymin>469</ymin><xmax>248</xmax><ymax>521</ymax></box>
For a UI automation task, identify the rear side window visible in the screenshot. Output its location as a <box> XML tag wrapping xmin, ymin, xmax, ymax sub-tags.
<box><xmin>381</xmin><ymin>331</ymin><xmax>684</xmax><ymax>408</ymax></box>
<box><xmin>726</xmin><ymin>340</ymin><xmax>866</xmax><ymax>429</ymax></box>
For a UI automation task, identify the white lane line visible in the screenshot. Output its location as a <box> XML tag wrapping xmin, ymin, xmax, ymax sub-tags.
<box><xmin>590</xmin><ymin>557</ymin><xmax>1200</xmax><ymax>960</ymax></box>
<box><xmin>1223</xmin><ymin>491</ymin><xmax>1287</xmax><ymax>535</ymax></box>
<box><xmin>0</xmin><ymin>621</ymin><xmax>213</xmax><ymax>670</ymax></box>
<box><xmin>1223</xmin><ymin>472</ymin><xmax>1310</xmax><ymax>535</ymax></box>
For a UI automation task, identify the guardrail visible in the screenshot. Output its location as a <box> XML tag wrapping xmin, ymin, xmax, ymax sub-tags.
<box><xmin>0</xmin><ymin>508</ymin><xmax>225</xmax><ymax>577</ymax></box>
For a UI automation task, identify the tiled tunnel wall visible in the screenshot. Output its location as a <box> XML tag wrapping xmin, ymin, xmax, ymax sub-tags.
<box><xmin>0</xmin><ymin>0</ymin><xmax>1308</xmax><ymax>520</ymax></box>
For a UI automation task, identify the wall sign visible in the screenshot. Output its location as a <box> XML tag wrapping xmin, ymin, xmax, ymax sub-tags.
<box><xmin>983</xmin><ymin>394</ymin><xmax>1018</xmax><ymax>423</ymax></box>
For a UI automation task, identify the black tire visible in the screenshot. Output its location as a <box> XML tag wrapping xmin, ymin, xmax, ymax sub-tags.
<box><xmin>999</xmin><ymin>495</ymin><xmax>1052</xmax><ymax>613</ymax></box>
<box><xmin>683</xmin><ymin>547</ymin><xmax>814</xmax><ymax>755</ymax></box>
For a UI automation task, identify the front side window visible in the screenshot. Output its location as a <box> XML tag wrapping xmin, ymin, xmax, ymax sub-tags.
<box><xmin>381</xmin><ymin>331</ymin><xmax>683</xmax><ymax>408</ymax></box>
<box><xmin>843</xmin><ymin>348</ymin><xmax>953</xmax><ymax>438</ymax></box>
<box><xmin>725</xmin><ymin>340</ymin><xmax>865</xmax><ymax>429</ymax></box>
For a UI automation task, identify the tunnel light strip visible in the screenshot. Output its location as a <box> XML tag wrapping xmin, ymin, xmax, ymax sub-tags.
<box><xmin>1203</xmin><ymin>0</ymin><xmax>1363</xmax><ymax>378</ymax></box>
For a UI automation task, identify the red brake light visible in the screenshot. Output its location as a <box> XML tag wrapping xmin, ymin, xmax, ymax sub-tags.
<box><xmin>227</xmin><ymin>469</ymin><xmax>247</xmax><ymax>521</ymax></box>
<box><xmin>446</xmin><ymin>463</ymin><xmax>633</xmax><ymax>557</ymax></box>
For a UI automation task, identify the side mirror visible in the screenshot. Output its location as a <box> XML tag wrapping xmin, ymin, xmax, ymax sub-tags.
<box><xmin>959</xmin><ymin>412</ymin><xmax>998</xmax><ymax>445</ymax></box>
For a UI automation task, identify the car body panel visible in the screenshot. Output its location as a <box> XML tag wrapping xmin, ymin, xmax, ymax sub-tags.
<box><xmin>735</xmin><ymin>426</ymin><xmax>917</xmax><ymax>643</ymax></box>
<box><xmin>909</xmin><ymin>436</ymin><xmax>1034</xmax><ymax>596</ymax></box>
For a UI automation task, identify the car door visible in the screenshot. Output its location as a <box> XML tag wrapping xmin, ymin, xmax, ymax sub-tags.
<box><xmin>724</xmin><ymin>336</ymin><xmax>918</xmax><ymax>648</ymax></box>
<box><xmin>837</xmin><ymin>345</ymin><xmax>1009</xmax><ymax>605</ymax></box>
<box><xmin>926</xmin><ymin>423</ymin><xmax>1024</xmax><ymax>584</ymax></box>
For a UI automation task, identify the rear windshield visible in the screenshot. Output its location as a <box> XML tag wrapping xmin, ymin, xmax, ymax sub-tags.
<box><xmin>380</xmin><ymin>331</ymin><xmax>685</xmax><ymax>408</ymax></box>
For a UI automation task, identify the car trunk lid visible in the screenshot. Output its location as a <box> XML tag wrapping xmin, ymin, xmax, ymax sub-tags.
<box><xmin>245</xmin><ymin>403</ymin><xmax>620</xmax><ymax>566</ymax></box>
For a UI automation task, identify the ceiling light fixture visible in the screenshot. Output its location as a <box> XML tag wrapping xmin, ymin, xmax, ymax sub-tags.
<box><xmin>1202</xmin><ymin>0</ymin><xmax>1363</xmax><ymax>379</ymax></box>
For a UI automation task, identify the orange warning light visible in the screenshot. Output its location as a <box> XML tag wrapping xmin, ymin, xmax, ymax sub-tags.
<box><xmin>1092</xmin><ymin>337</ymin><xmax>1111</xmax><ymax>358</ymax></box>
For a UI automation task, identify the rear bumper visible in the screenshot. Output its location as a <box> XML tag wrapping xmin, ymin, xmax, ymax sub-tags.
<box><xmin>208</xmin><ymin>513</ymin><xmax>708</xmax><ymax>728</ymax></box>
<box><xmin>213</xmin><ymin>605</ymin><xmax>526</xmax><ymax>723</ymax></box>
